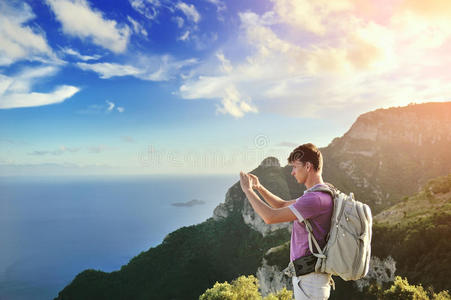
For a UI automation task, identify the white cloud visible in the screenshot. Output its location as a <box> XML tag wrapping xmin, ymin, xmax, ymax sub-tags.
<box><xmin>176</xmin><ymin>2</ymin><xmax>201</xmax><ymax>23</ymax></box>
<box><xmin>0</xmin><ymin>66</ymin><xmax>79</xmax><ymax>109</ymax></box>
<box><xmin>46</xmin><ymin>0</ymin><xmax>130</xmax><ymax>53</ymax></box>
<box><xmin>127</xmin><ymin>16</ymin><xmax>148</xmax><ymax>37</ymax></box>
<box><xmin>216</xmin><ymin>51</ymin><xmax>232</xmax><ymax>73</ymax></box>
<box><xmin>215</xmin><ymin>86</ymin><xmax>258</xmax><ymax>118</ymax></box>
<box><xmin>61</xmin><ymin>47</ymin><xmax>101</xmax><ymax>61</ymax></box>
<box><xmin>271</xmin><ymin>0</ymin><xmax>352</xmax><ymax>35</ymax></box>
<box><xmin>178</xmin><ymin>1</ymin><xmax>451</xmax><ymax>119</ymax></box>
<box><xmin>29</xmin><ymin>146</ymin><xmax>80</xmax><ymax>156</ymax></box>
<box><xmin>77</xmin><ymin>101</ymin><xmax>124</xmax><ymax>114</ymax></box>
<box><xmin>77</xmin><ymin>55</ymin><xmax>198</xmax><ymax>81</ymax></box>
<box><xmin>179</xmin><ymin>75</ymin><xmax>258</xmax><ymax>118</ymax></box>
<box><xmin>0</xmin><ymin>2</ymin><xmax>59</xmax><ymax>66</ymax></box>
<box><xmin>178</xmin><ymin>30</ymin><xmax>190</xmax><ymax>41</ymax></box>
<box><xmin>129</xmin><ymin>0</ymin><xmax>160</xmax><ymax>20</ymax></box>
<box><xmin>204</xmin><ymin>0</ymin><xmax>226</xmax><ymax>13</ymax></box>
<box><xmin>106</xmin><ymin>100</ymin><xmax>115</xmax><ymax>111</ymax></box>
<box><xmin>173</xmin><ymin>16</ymin><xmax>185</xmax><ymax>28</ymax></box>
<box><xmin>77</xmin><ymin>62</ymin><xmax>142</xmax><ymax>79</ymax></box>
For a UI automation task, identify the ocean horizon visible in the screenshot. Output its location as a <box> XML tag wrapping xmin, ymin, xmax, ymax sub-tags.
<box><xmin>0</xmin><ymin>174</ymin><xmax>238</xmax><ymax>300</ymax></box>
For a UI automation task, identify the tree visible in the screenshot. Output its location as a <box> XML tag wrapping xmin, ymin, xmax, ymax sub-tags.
<box><xmin>382</xmin><ymin>276</ymin><xmax>450</xmax><ymax>300</ymax></box>
<box><xmin>199</xmin><ymin>275</ymin><xmax>292</xmax><ymax>300</ymax></box>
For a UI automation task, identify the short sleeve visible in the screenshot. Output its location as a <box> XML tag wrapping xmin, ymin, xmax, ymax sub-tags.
<box><xmin>289</xmin><ymin>193</ymin><xmax>322</xmax><ymax>220</ymax></box>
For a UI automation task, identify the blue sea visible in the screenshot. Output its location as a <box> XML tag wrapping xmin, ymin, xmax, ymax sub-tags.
<box><xmin>0</xmin><ymin>175</ymin><xmax>237</xmax><ymax>300</ymax></box>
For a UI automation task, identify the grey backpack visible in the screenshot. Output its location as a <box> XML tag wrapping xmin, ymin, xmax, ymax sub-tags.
<box><xmin>305</xmin><ymin>184</ymin><xmax>372</xmax><ymax>281</ymax></box>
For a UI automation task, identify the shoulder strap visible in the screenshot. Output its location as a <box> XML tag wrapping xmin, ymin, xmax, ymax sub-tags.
<box><xmin>304</xmin><ymin>219</ymin><xmax>326</xmax><ymax>258</ymax></box>
<box><xmin>302</xmin><ymin>183</ymin><xmax>336</xmax><ymax>258</ymax></box>
<box><xmin>308</xmin><ymin>183</ymin><xmax>336</xmax><ymax>198</ymax></box>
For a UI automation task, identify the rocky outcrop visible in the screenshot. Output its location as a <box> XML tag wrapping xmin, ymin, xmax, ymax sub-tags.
<box><xmin>213</xmin><ymin>157</ymin><xmax>298</xmax><ymax>236</ymax></box>
<box><xmin>257</xmin><ymin>259</ymin><xmax>292</xmax><ymax>297</ymax></box>
<box><xmin>242</xmin><ymin>199</ymin><xmax>291</xmax><ymax>236</ymax></box>
<box><xmin>355</xmin><ymin>256</ymin><xmax>397</xmax><ymax>291</ymax></box>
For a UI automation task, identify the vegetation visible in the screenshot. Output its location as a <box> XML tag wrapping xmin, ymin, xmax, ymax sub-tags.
<box><xmin>55</xmin><ymin>211</ymin><xmax>290</xmax><ymax>300</ymax></box>
<box><xmin>199</xmin><ymin>275</ymin><xmax>292</xmax><ymax>300</ymax></box>
<box><xmin>380</xmin><ymin>276</ymin><xmax>450</xmax><ymax>300</ymax></box>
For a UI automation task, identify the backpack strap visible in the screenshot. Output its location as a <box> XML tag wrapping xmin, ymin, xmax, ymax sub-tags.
<box><xmin>303</xmin><ymin>183</ymin><xmax>336</xmax><ymax>259</ymax></box>
<box><xmin>304</xmin><ymin>219</ymin><xmax>326</xmax><ymax>259</ymax></box>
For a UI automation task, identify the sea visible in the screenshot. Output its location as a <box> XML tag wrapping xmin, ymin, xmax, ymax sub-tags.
<box><xmin>0</xmin><ymin>174</ymin><xmax>237</xmax><ymax>300</ymax></box>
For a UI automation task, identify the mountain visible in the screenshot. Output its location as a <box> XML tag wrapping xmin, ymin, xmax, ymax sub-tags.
<box><xmin>55</xmin><ymin>102</ymin><xmax>451</xmax><ymax>300</ymax></box>
<box><xmin>321</xmin><ymin>101</ymin><xmax>451</xmax><ymax>214</ymax></box>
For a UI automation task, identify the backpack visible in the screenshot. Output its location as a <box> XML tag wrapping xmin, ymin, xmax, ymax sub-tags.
<box><xmin>304</xmin><ymin>183</ymin><xmax>373</xmax><ymax>281</ymax></box>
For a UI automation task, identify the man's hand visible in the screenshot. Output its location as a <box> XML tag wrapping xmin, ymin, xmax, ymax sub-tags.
<box><xmin>248</xmin><ymin>173</ymin><xmax>262</xmax><ymax>190</ymax></box>
<box><xmin>239</xmin><ymin>171</ymin><xmax>252</xmax><ymax>193</ymax></box>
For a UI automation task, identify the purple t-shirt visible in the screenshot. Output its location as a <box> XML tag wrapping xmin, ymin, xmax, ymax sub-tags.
<box><xmin>288</xmin><ymin>184</ymin><xmax>333</xmax><ymax>261</ymax></box>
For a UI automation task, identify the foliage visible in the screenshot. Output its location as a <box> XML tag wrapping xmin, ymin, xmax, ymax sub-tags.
<box><xmin>264</xmin><ymin>241</ymin><xmax>290</xmax><ymax>269</ymax></box>
<box><xmin>381</xmin><ymin>276</ymin><xmax>450</xmax><ymax>300</ymax></box>
<box><xmin>372</xmin><ymin>212</ymin><xmax>451</xmax><ymax>292</ymax></box>
<box><xmin>199</xmin><ymin>275</ymin><xmax>292</xmax><ymax>300</ymax></box>
<box><xmin>55</xmin><ymin>212</ymin><xmax>290</xmax><ymax>300</ymax></box>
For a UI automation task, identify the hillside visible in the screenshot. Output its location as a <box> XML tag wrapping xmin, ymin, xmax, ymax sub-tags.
<box><xmin>371</xmin><ymin>174</ymin><xmax>451</xmax><ymax>292</ymax></box>
<box><xmin>374</xmin><ymin>174</ymin><xmax>451</xmax><ymax>225</ymax></box>
<box><xmin>322</xmin><ymin>101</ymin><xmax>451</xmax><ymax>213</ymax></box>
<box><xmin>55</xmin><ymin>102</ymin><xmax>451</xmax><ymax>300</ymax></box>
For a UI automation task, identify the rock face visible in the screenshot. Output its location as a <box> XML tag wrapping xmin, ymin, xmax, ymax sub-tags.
<box><xmin>259</xmin><ymin>157</ymin><xmax>281</xmax><ymax>168</ymax></box>
<box><xmin>322</xmin><ymin>102</ymin><xmax>451</xmax><ymax>213</ymax></box>
<box><xmin>257</xmin><ymin>259</ymin><xmax>292</xmax><ymax>296</ymax></box>
<box><xmin>355</xmin><ymin>256</ymin><xmax>396</xmax><ymax>291</ymax></box>
<box><xmin>213</xmin><ymin>156</ymin><xmax>300</xmax><ymax>236</ymax></box>
<box><xmin>242</xmin><ymin>199</ymin><xmax>291</xmax><ymax>236</ymax></box>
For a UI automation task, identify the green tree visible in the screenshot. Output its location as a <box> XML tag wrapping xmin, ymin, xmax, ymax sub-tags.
<box><xmin>382</xmin><ymin>276</ymin><xmax>450</xmax><ymax>300</ymax></box>
<box><xmin>199</xmin><ymin>275</ymin><xmax>292</xmax><ymax>300</ymax></box>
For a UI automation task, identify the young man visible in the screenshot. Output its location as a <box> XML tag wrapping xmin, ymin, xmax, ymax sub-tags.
<box><xmin>239</xmin><ymin>143</ymin><xmax>333</xmax><ymax>300</ymax></box>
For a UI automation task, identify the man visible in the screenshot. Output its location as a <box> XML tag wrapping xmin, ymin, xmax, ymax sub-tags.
<box><xmin>239</xmin><ymin>143</ymin><xmax>333</xmax><ymax>300</ymax></box>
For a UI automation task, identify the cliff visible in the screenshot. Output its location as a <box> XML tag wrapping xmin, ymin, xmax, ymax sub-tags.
<box><xmin>321</xmin><ymin>101</ymin><xmax>451</xmax><ymax>213</ymax></box>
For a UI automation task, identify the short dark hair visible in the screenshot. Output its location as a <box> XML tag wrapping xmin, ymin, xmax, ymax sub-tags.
<box><xmin>287</xmin><ymin>143</ymin><xmax>323</xmax><ymax>172</ymax></box>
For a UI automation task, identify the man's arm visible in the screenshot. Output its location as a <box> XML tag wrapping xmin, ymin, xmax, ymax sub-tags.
<box><xmin>247</xmin><ymin>173</ymin><xmax>296</xmax><ymax>208</ymax></box>
<box><xmin>243</xmin><ymin>188</ymin><xmax>297</xmax><ymax>224</ymax></box>
<box><xmin>256</xmin><ymin>185</ymin><xmax>296</xmax><ymax>208</ymax></box>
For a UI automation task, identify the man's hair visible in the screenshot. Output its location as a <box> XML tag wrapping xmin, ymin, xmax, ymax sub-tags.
<box><xmin>287</xmin><ymin>143</ymin><xmax>323</xmax><ymax>172</ymax></box>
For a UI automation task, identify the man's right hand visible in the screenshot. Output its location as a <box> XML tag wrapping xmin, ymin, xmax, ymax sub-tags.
<box><xmin>248</xmin><ymin>173</ymin><xmax>262</xmax><ymax>190</ymax></box>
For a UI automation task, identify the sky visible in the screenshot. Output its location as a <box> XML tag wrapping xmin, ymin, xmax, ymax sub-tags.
<box><xmin>1</xmin><ymin>0</ymin><xmax>450</xmax><ymax>176</ymax></box>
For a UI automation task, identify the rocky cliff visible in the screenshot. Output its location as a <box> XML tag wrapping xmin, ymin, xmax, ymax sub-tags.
<box><xmin>321</xmin><ymin>101</ymin><xmax>451</xmax><ymax>213</ymax></box>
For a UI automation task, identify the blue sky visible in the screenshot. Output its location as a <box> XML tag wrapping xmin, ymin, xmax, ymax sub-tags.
<box><xmin>1</xmin><ymin>0</ymin><xmax>450</xmax><ymax>175</ymax></box>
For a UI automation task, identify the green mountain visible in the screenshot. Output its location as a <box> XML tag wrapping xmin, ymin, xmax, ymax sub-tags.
<box><xmin>55</xmin><ymin>102</ymin><xmax>451</xmax><ymax>300</ymax></box>
<box><xmin>371</xmin><ymin>174</ymin><xmax>451</xmax><ymax>292</ymax></box>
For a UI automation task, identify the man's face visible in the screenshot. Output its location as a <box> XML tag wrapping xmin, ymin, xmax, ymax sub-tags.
<box><xmin>290</xmin><ymin>160</ymin><xmax>309</xmax><ymax>184</ymax></box>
